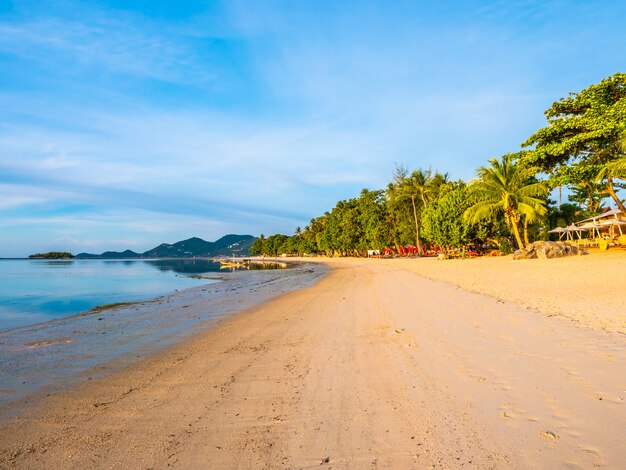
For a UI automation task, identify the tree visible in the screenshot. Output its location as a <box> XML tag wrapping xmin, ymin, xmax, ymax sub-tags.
<box><xmin>421</xmin><ymin>182</ymin><xmax>472</xmax><ymax>251</ymax></box>
<box><xmin>355</xmin><ymin>189</ymin><xmax>392</xmax><ymax>251</ymax></box>
<box><xmin>597</xmin><ymin>156</ymin><xmax>626</xmax><ymax>182</ymax></box>
<box><xmin>249</xmin><ymin>235</ymin><xmax>265</xmax><ymax>255</ymax></box>
<box><xmin>265</xmin><ymin>234</ymin><xmax>289</xmax><ymax>256</ymax></box>
<box><xmin>522</xmin><ymin>73</ymin><xmax>626</xmax><ymax>213</ymax></box>
<box><xmin>386</xmin><ymin>167</ymin><xmax>441</xmax><ymax>254</ymax></box>
<box><xmin>546</xmin><ymin>202</ymin><xmax>582</xmax><ymax>238</ymax></box>
<box><xmin>464</xmin><ymin>154</ymin><xmax>548</xmax><ymax>249</ymax></box>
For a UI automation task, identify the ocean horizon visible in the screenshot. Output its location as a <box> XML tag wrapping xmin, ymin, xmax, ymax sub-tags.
<box><xmin>0</xmin><ymin>258</ymin><xmax>225</xmax><ymax>331</ymax></box>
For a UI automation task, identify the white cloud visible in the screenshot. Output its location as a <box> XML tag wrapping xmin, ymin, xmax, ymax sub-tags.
<box><xmin>2</xmin><ymin>0</ymin><xmax>625</xmax><ymax>257</ymax></box>
<box><xmin>0</xmin><ymin>195</ymin><xmax>46</xmax><ymax>209</ymax></box>
<box><xmin>0</xmin><ymin>10</ymin><xmax>208</xmax><ymax>83</ymax></box>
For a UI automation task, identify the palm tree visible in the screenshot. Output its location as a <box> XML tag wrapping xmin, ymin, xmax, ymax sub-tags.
<box><xmin>429</xmin><ymin>171</ymin><xmax>450</xmax><ymax>200</ymax></box>
<box><xmin>597</xmin><ymin>157</ymin><xmax>626</xmax><ymax>213</ymax></box>
<box><xmin>464</xmin><ymin>155</ymin><xmax>548</xmax><ymax>249</ymax></box>
<box><xmin>387</xmin><ymin>168</ymin><xmax>434</xmax><ymax>254</ymax></box>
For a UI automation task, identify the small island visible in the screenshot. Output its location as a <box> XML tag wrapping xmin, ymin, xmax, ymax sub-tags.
<box><xmin>28</xmin><ymin>252</ymin><xmax>75</xmax><ymax>259</ymax></box>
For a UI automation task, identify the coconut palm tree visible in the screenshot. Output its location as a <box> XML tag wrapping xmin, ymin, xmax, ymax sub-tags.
<box><xmin>387</xmin><ymin>168</ymin><xmax>435</xmax><ymax>254</ymax></box>
<box><xmin>596</xmin><ymin>157</ymin><xmax>626</xmax><ymax>213</ymax></box>
<box><xmin>464</xmin><ymin>155</ymin><xmax>548</xmax><ymax>249</ymax></box>
<box><xmin>601</xmin><ymin>157</ymin><xmax>626</xmax><ymax>177</ymax></box>
<box><xmin>429</xmin><ymin>171</ymin><xmax>450</xmax><ymax>200</ymax></box>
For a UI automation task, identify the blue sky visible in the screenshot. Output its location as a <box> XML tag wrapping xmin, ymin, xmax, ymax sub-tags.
<box><xmin>1</xmin><ymin>0</ymin><xmax>625</xmax><ymax>256</ymax></box>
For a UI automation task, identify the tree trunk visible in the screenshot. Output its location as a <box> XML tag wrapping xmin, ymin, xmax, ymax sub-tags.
<box><xmin>523</xmin><ymin>216</ymin><xmax>530</xmax><ymax>248</ymax></box>
<box><xmin>606</xmin><ymin>177</ymin><xmax>626</xmax><ymax>214</ymax></box>
<box><xmin>511</xmin><ymin>223</ymin><xmax>524</xmax><ymax>250</ymax></box>
<box><xmin>507</xmin><ymin>211</ymin><xmax>524</xmax><ymax>250</ymax></box>
<box><xmin>411</xmin><ymin>196</ymin><xmax>422</xmax><ymax>255</ymax></box>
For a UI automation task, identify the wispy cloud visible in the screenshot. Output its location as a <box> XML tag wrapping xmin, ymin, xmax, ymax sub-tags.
<box><xmin>0</xmin><ymin>7</ymin><xmax>209</xmax><ymax>83</ymax></box>
<box><xmin>1</xmin><ymin>0</ymin><xmax>626</xmax><ymax>256</ymax></box>
<box><xmin>0</xmin><ymin>195</ymin><xmax>46</xmax><ymax>210</ymax></box>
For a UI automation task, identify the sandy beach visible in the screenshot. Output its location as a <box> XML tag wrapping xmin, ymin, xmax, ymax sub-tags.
<box><xmin>0</xmin><ymin>254</ymin><xmax>625</xmax><ymax>468</ymax></box>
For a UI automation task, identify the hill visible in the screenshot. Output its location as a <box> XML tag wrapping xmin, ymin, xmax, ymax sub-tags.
<box><xmin>76</xmin><ymin>235</ymin><xmax>256</xmax><ymax>259</ymax></box>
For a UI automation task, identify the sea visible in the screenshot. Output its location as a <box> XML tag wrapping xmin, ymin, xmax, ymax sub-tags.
<box><xmin>0</xmin><ymin>258</ymin><xmax>327</xmax><ymax>408</ymax></box>
<box><xmin>0</xmin><ymin>258</ymin><xmax>224</xmax><ymax>331</ymax></box>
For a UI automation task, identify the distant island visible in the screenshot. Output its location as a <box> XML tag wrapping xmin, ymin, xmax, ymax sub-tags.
<box><xmin>28</xmin><ymin>252</ymin><xmax>75</xmax><ymax>259</ymax></box>
<box><xmin>75</xmin><ymin>234</ymin><xmax>257</xmax><ymax>259</ymax></box>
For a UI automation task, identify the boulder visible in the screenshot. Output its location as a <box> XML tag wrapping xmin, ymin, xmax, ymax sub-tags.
<box><xmin>513</xmin><ymin>241</ymin><xmax>578</xmax><ymax>260</ymax></box>
<box><xmin>513</xmin><ymin>249</ymin><xmax>535</xmax><ymax>260</ymax></box>
<box><xmin>536</xmin><ymin>241</ymin><xmax>578</xmax><ymax>259</ymax></box>
<box><xmin>529</xmin><ymin>240</ymin><xmax>547</xmax><ymax>251</ymax></box>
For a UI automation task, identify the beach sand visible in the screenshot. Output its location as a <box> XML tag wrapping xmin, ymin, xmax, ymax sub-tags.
<box><xmin>379</xmin><ymin>249</ymin><xmax>626</xmax><ymax>335</ymax></box>
<box><xmin>0</xmin><ymin>254</ymin><xmax>624</xmax><ymax>468</ymax></box>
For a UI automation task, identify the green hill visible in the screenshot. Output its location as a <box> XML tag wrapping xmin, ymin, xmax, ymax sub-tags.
<box><xmin>75</xmin><ymin>235</ymin><xmax>257</xmax><ymax>259</ymax></box>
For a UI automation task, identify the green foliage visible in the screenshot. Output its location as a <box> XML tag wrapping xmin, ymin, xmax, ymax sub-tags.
<box><xmin>249</xmin><ymin>235</ymin><xmax>265</xmax><ymax>255</ymax></box>
<box><xmin>522</xmin><ymin>72</ymin><xmax>626</xmax><ymax>212</ymax></box>
<box><xmin>248</xmin><ymin>234</ymin><xmax>289</xmax><ymax>256</ymax></box>
<box><xmin>496</xmin><ymin>238</ymin><xmax>513</xmax><ymax>255</ymax></box>
<box><xmin>385</xmin><ymin>166</ymin><xmax>450</xmax><ymax>250</ymax></box>
<box><xmin>464</xmin><ymin>154</ymin><xmax>548</xmax><ymax>248</ymax></box>
<box><xmin>545</xmin><ymin>202</ymin><xmax>587</xmax><ymax>241</ymax></box>
<box><xmin>29</xmin><ymin>252</ymin><xmax>74</xmax><ymax>259</ymax></box>
<box><xmin>254</xmin><ymin>75</ymin><xmax>624</xmax><ymax>257</ymax></box>
<box><xmin>421</xmin><ymin>182</ymin><xmax>472</xmax><ymax>249</ymax></box>
<box><xmin>597</xmin><ymin>156</ymin><xmax>626</xmax><ymax>181</ymax></box>
<box><xmin>355</xmin><ymin>189</ymin><xmax>392</xmax><ymax>251</ymax></box>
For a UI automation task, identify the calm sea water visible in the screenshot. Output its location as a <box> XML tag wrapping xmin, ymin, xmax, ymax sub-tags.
<box><xmin>0</xmin><ymin>259</ymin><xmax>225</xmax><ymax>331</ymax></box>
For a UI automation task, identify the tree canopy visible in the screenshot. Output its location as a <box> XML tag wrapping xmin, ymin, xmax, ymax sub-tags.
<box><xmin>252</xmin><ymin>74</ymin><xmax>622</xmax><ymax>258</ymax></box>
<box><xmin>463</xmin><ymin>154</ymin><xmax>548</xmax><ymax>249</ymax></box>
<box><xmin>522</xmin><ymin>72</ymin><xmax>626</xmax><ymax>212</ymax></box>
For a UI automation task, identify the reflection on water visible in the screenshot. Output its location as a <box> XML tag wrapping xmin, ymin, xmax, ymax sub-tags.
<box><xmin>0</xmin><ymin>259</ymin><xmax>288</xmax><ymax>330</ymax></box>
<box><xmin>0</xmin><ymin>259</ymin><xmax>229</xmax><ymax>331</ymax></box>
<box><xmin>145</xmin><ymin>259</ymin><xmax>224</xmax><ymax>274</ymax></box>
<box><xmin>34</xmin><ymin>260</ymin><xmax>74</xmax><ymax>266</ymax></box>
<box><xmin>248</xmin><ymin>262</ymin><xmax>286</xmax><ymax>270</ymax></box>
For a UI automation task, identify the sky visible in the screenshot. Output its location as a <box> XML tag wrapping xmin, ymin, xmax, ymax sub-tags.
<box><xmin>1</xmin><ymin>0</ymin><xmax>625</xmax><ymax>257</ymax></box>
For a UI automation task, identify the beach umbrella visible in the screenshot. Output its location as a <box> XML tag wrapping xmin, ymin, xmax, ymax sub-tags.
<box><xmin>598</xmin><ymin>218</ymin><xmax>626</xmax><ymax>235</ymax></box>
<box><xmin>548</xmin><ymin>226</ymin><xmax>567</xmax><ymax>240</ymax></box>
<box><xmin>578</xmin><ymin>221</ymin><xmax>601</xmax><ymax>239</ymax></box>
<box><xmin>565</xmin><ymin>224</ymin><xmax>583</xmax><ymax>240</ymax></box>
<box><xmin>576</xmin><ymin>208</ymin><xmax>623</xmax><ymax>225</ymax></box>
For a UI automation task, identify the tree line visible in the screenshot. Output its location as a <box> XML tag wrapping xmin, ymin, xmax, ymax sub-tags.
<box><xmin>251</xmin><ymin>73</ymin><xmax>626</xmax><ymax>257</ymax></box>
<box><xmin>28</xmin><ymin>252</ymin><xmax>75</xmax><ymax>259</ymax></box>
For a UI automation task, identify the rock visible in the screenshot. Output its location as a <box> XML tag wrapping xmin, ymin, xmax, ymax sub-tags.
<box><xmin>514</xmin><ymin>241</ymin><xmax>578</xmax><ymax>260</ymax></box>
<box><xmin>513</xmin><ymin>241</ymin><xmax>545</xmax><ymax>260</ymax></box>
<box><xmin>531</xmin><ymin>240</ymin><xmax>547</xmax><ymax>251</ymax></box>
<box><xmin>536</xmin><ymin>241</ymin><xmax>578</xmax><ymax>259</ymax></box>
<box><xmin>513</xmin><ymin>249</ymin><xmax>531</xmax><ymax>260</ymax></box>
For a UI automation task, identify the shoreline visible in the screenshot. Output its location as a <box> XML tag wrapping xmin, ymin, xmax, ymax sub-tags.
<box><xmin>0</xmin><ymin>261</ymin><xmax>328</xmax><ymax>409</ymax></box>
<box><xmin>0</xmin><ymin>258</ymin><xmax>623</xmax><ymax>468</ymax></box>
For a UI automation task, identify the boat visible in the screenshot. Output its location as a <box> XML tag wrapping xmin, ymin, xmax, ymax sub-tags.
<box><xmin>219</xmin><ymin>259</ymin><xmax>250</xmax><ymax>269</ymax></box>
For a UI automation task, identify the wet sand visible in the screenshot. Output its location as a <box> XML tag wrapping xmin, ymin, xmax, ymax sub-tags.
<box><xmin>0</xmin><ymin>263</ymin><xmax>327</xmax><ymax>407</ymax></box>
<box><xmin>0</xmin><ymin>257</ymin><xmax>624</xmax><ymax>468</ymax></box>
